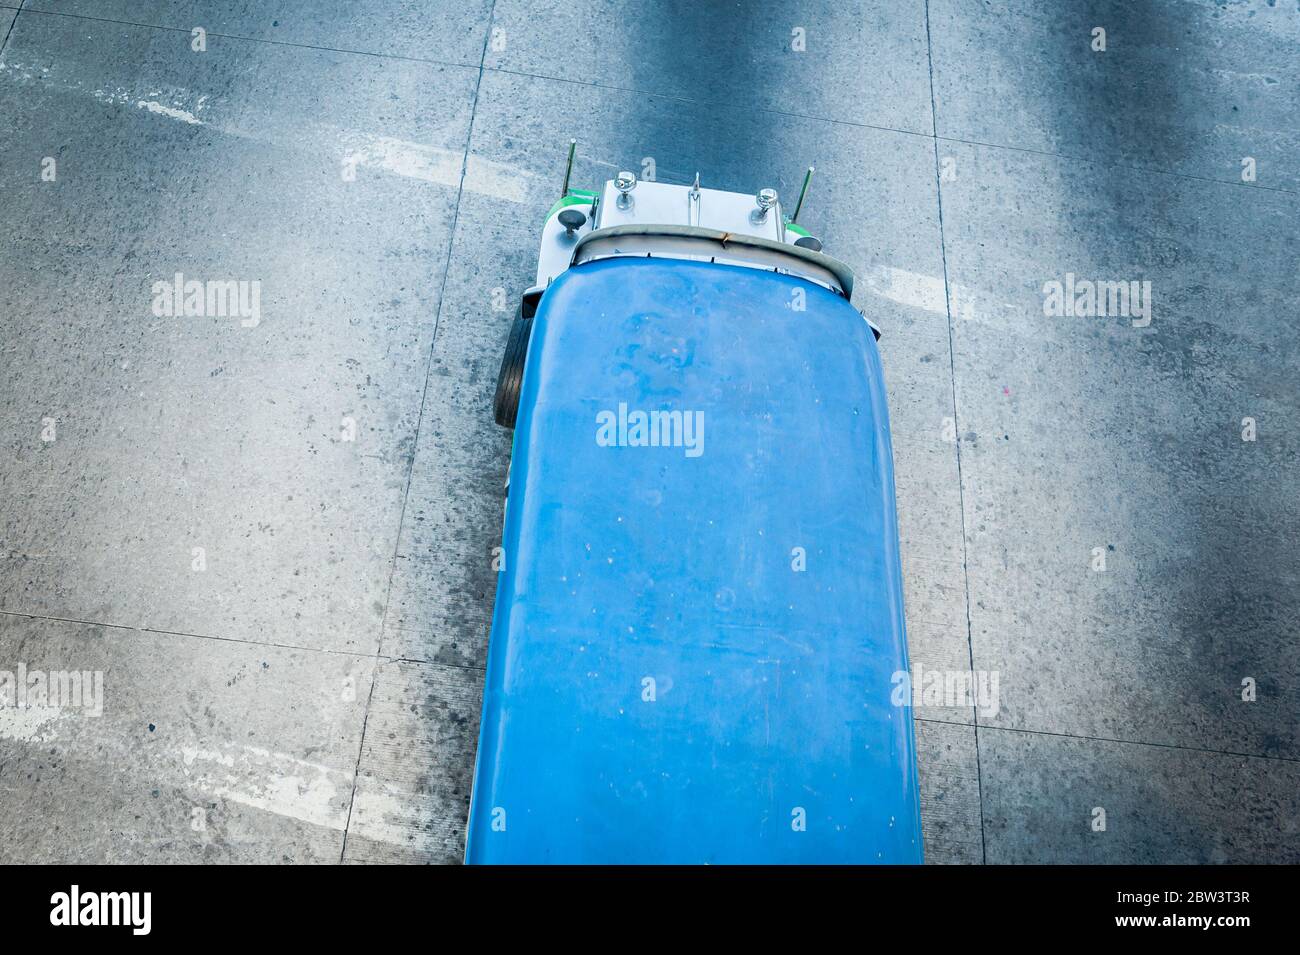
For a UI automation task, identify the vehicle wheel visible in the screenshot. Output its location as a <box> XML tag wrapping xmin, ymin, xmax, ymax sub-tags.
<box><xmin>493</xmin><ymin>305</ymin><xmax>531</xmax><ymax>429</ymax></box>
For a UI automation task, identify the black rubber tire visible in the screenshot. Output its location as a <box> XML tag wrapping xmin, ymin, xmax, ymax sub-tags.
<box><xmin>493</xmin><ymin>305</ymin><xmax>531</xmax><ymax>429</ymax></box>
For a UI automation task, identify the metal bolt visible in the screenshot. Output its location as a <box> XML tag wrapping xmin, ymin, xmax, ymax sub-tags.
<box><xmin>755</xmin><ymin>188</ymin><xmax>779</xmax><ymax>218</ymax></box>
<box><xmin>615</xmin><ymin>171</ymin><xmax>637</xmax><ymax>208</ymax></box>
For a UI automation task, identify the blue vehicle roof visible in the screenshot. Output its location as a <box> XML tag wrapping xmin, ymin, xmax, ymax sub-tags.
<box><xmin>466</xmin><ymin>256</ymin><xmax>921</xmax><ymax>864</ymax></box>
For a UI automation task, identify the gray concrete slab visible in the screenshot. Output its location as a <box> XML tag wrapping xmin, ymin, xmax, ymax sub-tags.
<box><xmin>0</xmin><ymin>613</ymin><xmax>373</xmax><ymax>863</ymax></box>
<box><xmin>880</xmin><ymin>311</ymin><xmax>974</xmax><ymax>724</ymax></box>
<box><xmin>916</xmin><ymin>718</ymin><xmax>984</xmax><ymax>863</ymax></box>
<box><xmin>0</xmin><ymin>12</ymin><xmax>477</xmax><ymax>654</ymax></box>
<box><xmin>980</xmin><ymin>726</ymin><xmax>1300</xmax><ymax>863</ymax></box>
<box><xmin>485</xmin><ymin>0</ymin><xmax>933</xmax><ymax>132</ymax></box>
<box><xmin>929</xmin><ymin>0</ymin><xmax>1300</xmax><ymax>192</ymax></box>
<box><xmin>381</xmin><ymin>371</ymin><xmax>505</xmax><ymax>668</ymax></box>
<box><xmin>22</xmin><ymin>0</ymin><xmax>493</xmax><ymax>65</ymax></box>
<box><xmin>939</xmin><ymin>141</ymin><xmax>1300</xmax><ymax>758</ymax></box>
<box><xmin>342</xmin><ymin>659</ymin><xmax>482</xmax><ymax>863</ymax></box>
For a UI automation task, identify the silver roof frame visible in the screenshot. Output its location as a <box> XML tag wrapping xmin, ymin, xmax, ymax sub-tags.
<box><xmin>568</xmin><ymin>225</ymin><xmax>856</xmax><ymax>302</ymax></box>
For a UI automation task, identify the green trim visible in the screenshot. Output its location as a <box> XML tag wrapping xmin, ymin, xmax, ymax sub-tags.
<box><xmin>546</xmin><ymin>190</ymin><xmax>599</xmax><ymax>219</ymax></box>
<box><xmin>784</xmin><ymin>221</ymin><xmax>811</xmax><ymax>238</ymax></box>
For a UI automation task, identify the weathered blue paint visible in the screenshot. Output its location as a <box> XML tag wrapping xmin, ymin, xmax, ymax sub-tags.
<box><xmin>467</xmin><ymin>256</ymin><xmax>921</xmax><ymax>864</ymax></box>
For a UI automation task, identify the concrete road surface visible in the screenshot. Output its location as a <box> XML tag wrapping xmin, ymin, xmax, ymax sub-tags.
<box><xmin>0</xmin><ymin>0</ymin><xmax>1296</xmax><ymax>863</ymax></box>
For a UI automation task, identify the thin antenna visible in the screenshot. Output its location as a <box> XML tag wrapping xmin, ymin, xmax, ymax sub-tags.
<box><xmin>561</xmin><ymin>139</ymin><xmax>577</xmax><ymax>196</ymax></box>
<box><xmin>791</xmin><ymin>165</ymin><xmax>814</xmax><ymax>224</ymax></box>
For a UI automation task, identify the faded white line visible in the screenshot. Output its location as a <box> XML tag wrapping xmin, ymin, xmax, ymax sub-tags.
<box><xmin>181</xmin><ymin>742</ymin><xmax>348</xmax><ymax>832</ymax></box>
<box><xmin>342</xmin><ymin>135</ymin><xmax>533</xmax><ymax>201</ymax></box>
<box><xmin>860</xmin><ymin>265</ymin><xmax>948</xmax><ymax>315</ymax></box>
<box><xmin>858</xmin><ymin>265</ymin><xmax>1027</xmax><ymax>328</ymax></box>
<box><xmin>463</xmin><ymin>153</ymin><xmax>532</xmax><ymax>203</ymax></box>
<box><xmin>3</xmin><ymin>60</ymin><xmax>535</xmax><ymax>202</ymax></box>
<box><xmin>348</xmin><ymin>788</ymin><xmax>437</xmax><ymax>851</ymax></box>
<box><xmin>0</xmin><ymin>705</ymin><xmax>66</xmax><ymax>742</ymax></box>
<box><xmin>342</xmin><ymin>136</ymin><xmax>461</xmax><ymax>187</ymax></box>
<box><xmin>136</xmin><ymin>99</ymin><xmax>203</xmax><ymax>125</ymax></box>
